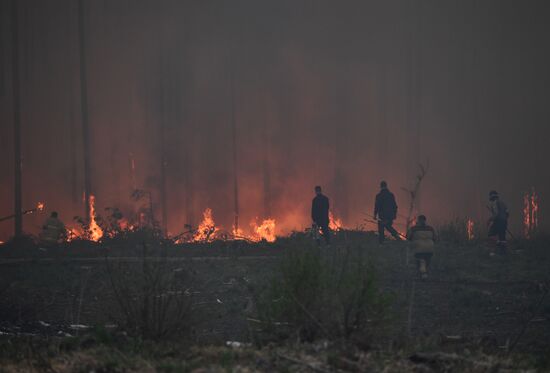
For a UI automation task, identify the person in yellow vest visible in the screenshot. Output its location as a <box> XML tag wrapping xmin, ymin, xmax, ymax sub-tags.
<box><xmin>406</xmin><ymin>215</ymin><xmax>436</xmax><ymax>279</ymax></box>
<box><xmin>39</xmin><ymin>211</ymin><xmax>66</xmax><ymax>246</ymax></box>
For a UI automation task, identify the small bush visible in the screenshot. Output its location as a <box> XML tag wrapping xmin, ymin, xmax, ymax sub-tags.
<box><xmin>254</xmin><ymin>244</ymin><xmax>391</xmax><ymax>346</ymax></box>
<box><xmin>106</xmin><ymin>241</ymin><xmax>193</xmax><ymax>340</ymax></box>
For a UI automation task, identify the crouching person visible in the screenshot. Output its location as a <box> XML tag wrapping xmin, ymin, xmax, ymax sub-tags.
<box><xmin>407</xmin><ymin>215</ymin><xmax>436</xmax><ymax>279</ymax></box>
<box><xmin>39</xmin><ymin>211</ymin><xmax>66</xmax><ymax>246</ymax></box>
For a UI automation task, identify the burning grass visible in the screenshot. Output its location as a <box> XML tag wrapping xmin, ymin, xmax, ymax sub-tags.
<box><xmin>524</xmin><ymin>188</ymin><xmax>540</xmax><ymax>239</ymax></box>
<box><xmin>437</xmin><ymin>218</ymin><xmax>483</xmax><ymax>245</ymax></box>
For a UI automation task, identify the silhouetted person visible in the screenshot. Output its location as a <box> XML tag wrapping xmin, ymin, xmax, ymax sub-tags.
<box><xmin>374</xmin><ymin>181</ymin><xmax>401</xmax><ymax>244</ymax></box>
<box><xmin>488</xmin><ymin>190</ymin><xmax>509</xmax><ymax>253</ymax></box>
<box><xmin>311</xmin><ymin>186</ymin><xmax>330</xmax><ymax>244</ymax></box>
<box><xmin>407</xmin><ymin>215</ymin><xmax>436</xmax><ymax>279</ymax></box>
<box><xmin>39</xmin><ymin>211</ymin><xmax>66</xmax><ymax>246</ymax></box>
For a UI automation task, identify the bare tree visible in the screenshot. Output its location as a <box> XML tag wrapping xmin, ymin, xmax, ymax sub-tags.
<box><xmin>78</xmin><ymin>0</ymin><xmax>92</xmax><ymax>221</ymax></box>
<box><xmin>11</xmin><ymin>0</ymin><xmax>22</xmax><ymax>238</ymax></box>
<box><xmin>402</xmin><ymin>161</ymin><xmax>429</xmax><ymax>232</ymax></box>
<box><xmin>261</xmin><ymin>96</ymin><xmax>272</xmax><ymax>218</ymax></box>
<box><xmin>230</xmin><ymin>70</ymin><xmax>240</xmax><ymax>232</ymax></box>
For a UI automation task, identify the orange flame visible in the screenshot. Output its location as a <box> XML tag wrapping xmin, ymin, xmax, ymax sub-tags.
<box><xmin>466</xmin><ymin>218</ymin><xmax>475</xmax><ymax>240</ymax></box>
<box><xmin>329</xmin><ymin>211</ymin><xmax>343</xmax><ymax>231</ymax></box>
<box><xmin>89</xmin><ymin>195</ymin><xmax>103</xmax><ymax>242</ymax></box>
<box><xmin>193</xmin><ymin>208</ymin><xmax>219</xmax><ymax>242</ymax></box>
<box><xmin>531</xmin><ymin>191</ymin><xmax>539</xmax><ymax>233</ymax></box>
<box><xmin>37</xmin><ymin>202</ymin><xmax>45</xmax><ymax>211</ymax></box>
<box><xmin>232</xmin><ymin>225</ymin><xmax>245</xmax><ymax>240</ymax></box>
<box><xmin>251</xmin><ymin>218</ymin><xmax>276</xmax><ymax>242</ymax></box>
<box><xmin>118</xmin><ymin>218</ymin><xmax>135</xmax><ymax>232</ymax></box>
<box><xmin>524</xmin><ymin>188</ymin><xmax>539</xmax><ymax>239</ymax></box>
<box><xmin>66</xmin><ymin>227</ymin><xmax>82</xmax><ymax>242</ymax></box>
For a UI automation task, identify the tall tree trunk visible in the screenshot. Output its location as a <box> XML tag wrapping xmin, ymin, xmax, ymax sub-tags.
<box><xmin>159</xmin><ymin>73</ymin><xmax>168</xmax><ymax>235</ymax></box>
<box><xmin>230</xmin><ymin>72</ymin><xmax>239</xmax><ymax>232</ymax></box>
<box><xmin>261</xmin><ymin>96</ymin><xmax>271</xmax><ymax>218</ymax></box>
<box><xmin>0</xmin><ymin>2</ymin><xmax>5</xmax><ymax>98</ymax></box>
<box><xmin>470</xmin><ymin>0</ymin><xmax>484</xmax><ymax>221</ymax></box>
<box><xmin>69</xmin><ymin>96</ymin><xmax>79</xmax><ymax>204</ymax></box>
<box><xmin>11</xmin><ymin>0</ymin><xmax>22</xmax><ymax>238</ymax></box>
<box><xmin>78</xmin><ymin>0</ymin><xmax>92</xmax><ymax>221</ymax></box>
<box><xmin>67</xmin><ymin>4</ymin><xmax>79</xmax><ymax>205</ymax></box>
<box><xmin>157</xmin><ymin>7</ymin><xmax>168</xmax><ymax>236</ymax></box>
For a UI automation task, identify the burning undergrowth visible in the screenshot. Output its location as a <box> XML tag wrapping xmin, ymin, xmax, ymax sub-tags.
<box><xmin>59</xmin><ymin>193</ymin><xmax>346</xmax><ymax>246</ymax></box>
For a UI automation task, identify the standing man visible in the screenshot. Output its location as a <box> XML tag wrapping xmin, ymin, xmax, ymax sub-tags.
<box><xmin>311</xmin><ymin>186</ymin><xmax>330</xmax><ymax>245</ymax></box>
<box><xmin>488</xmin><ymin>190</ymin><xmax>509</xmax><ymax>253</ymax></box>
<box><xmin>374</xmin><ymin>181</ymin><xmax>402</xmax><ymax>244</ymax></box>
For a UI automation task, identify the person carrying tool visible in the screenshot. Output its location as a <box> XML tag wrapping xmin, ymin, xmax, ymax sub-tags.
<box><xmin>311</xmin><ymin>186</ymin><xmax>331</xmax><ymax>245</ymax></box>
<box><xmin>487</xmin><ymin>190</ymin><xmax>509</xmax><ymax>253</ymax></box>
<box><xmin>374</xmin><ymin>181</ymin><xmax>401</xmax><ymax>244</ymax></box>
<box><xmin>407</xmin><ymin>215</ymin><xmax>436</xmax><ymax>279</ymax></box>
<box><xmin>39</xmin><ymin>211</ymin><xmax>66</xmax><ymax>245</ymax></box>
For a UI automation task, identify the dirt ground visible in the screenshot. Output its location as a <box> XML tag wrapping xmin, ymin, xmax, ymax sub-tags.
<box><xmin>0</xmin><ymin>231</ymin><xmax>549</xmax><ymax>371</ymax></box>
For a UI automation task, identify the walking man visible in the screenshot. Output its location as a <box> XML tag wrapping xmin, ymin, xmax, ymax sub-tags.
<box><xmin>374</xmin><ymin>181</ymin><xmax>401</xmax><ymax>244</ymax></box>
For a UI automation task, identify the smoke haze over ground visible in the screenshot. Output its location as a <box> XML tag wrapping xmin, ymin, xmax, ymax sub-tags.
<box><xmin>1</xmin><ymin>0</ymin><xmax>549</xmax><ymax>240</ymax></box>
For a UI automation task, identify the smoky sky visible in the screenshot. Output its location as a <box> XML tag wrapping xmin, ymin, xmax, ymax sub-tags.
<box><xmin>1</xmin><ymin>0</ymin><xmax>549</xmax><ymax>239</ymax></box>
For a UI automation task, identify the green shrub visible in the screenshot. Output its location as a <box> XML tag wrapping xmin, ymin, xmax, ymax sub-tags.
<box><xmin>254</xmin><ymin>244</ymin><xmax>391</xmax><ymax>345</ymax></box>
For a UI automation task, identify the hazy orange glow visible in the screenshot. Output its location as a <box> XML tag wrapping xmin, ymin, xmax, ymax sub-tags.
<box><xmin>66</xmin><ymin>227</ymin><xmax>82</xmax><ymax>242</ymax></box>
<box><xmin>37</xmin><ymin>202</ymin><xmax>45</xmax><ymax>211</ymax></box>
<box><xmin>232</xmin><ymin>225</ymin><xmax>245</xmax><ymax>239</ymax></box>
<box><xmin>117</xmin><ymin>218</ymin><xmax>135</xmax><ymax>232</ymax></box>
<box><xmin>467</xmin><ymin>218</ymin><xmax>474</xmax><ymax>240</ymax></box>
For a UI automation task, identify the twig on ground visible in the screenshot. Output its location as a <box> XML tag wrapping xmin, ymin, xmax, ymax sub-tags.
<box><xmin>407</xmin><ymin>280</ymin><xmax>416</xmax><ymax>340</ymax></box>
<box><xmin>288</xmin><ymin>292</ymin><xmax>333</xmax><ymax>339</ymax></box>
<box><xmin>507</xmin><ymin>284</ymin><xmax>549</xmax><ymax>354</ymax></box>
<box><xmin>277</xmin><ymin>353</ymin><xmax>330</xmax><ymax>373</ymax></box>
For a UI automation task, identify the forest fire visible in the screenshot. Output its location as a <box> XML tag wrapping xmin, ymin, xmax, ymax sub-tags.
<box><xmin>329</xmin><ymin>211</ymin><xmax>343</xmax><ymax>231</ymax></box>
<box><xmin>251</xmin><ymin>218</ymin><xmax>276</xmax><ymax>242</ymax></box>
<box><xmin>188</xmin><ymin>208</ymin><xmax>278</xmax><ymax>243</ymax></box>
<box><xmin>66</xmin><ymin>227</ymin><xmax>82</xmax><ymax>242</ymax></box>
<box><xmin>467</xmin><ymin>219</ymin><xmax>475</xmax><ymax>240</ymax></box>
<box><xmin>523</xmin><ymin>188</ymin><xmax>539</xmax><ymax>239</ymax></box>
<box><xmin>192</xmin><ymin>208</ymin><xmax>219</xmax><ymax>242</ymax></box>
<box><xmin>88</xmin><ymin>195</ymin><xmax>103</xmax><ymax>242</ymax></box>
<box><xmin>117</xmin><ymin>218</ymin><xmax>135</xmax><ymax>232</ymax></box>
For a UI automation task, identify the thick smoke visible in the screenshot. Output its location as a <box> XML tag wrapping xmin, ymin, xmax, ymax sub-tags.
<box><xmin>1</xmin><ymin>0</ymin><xmax>549</xmax><ymax>240</ymax></box>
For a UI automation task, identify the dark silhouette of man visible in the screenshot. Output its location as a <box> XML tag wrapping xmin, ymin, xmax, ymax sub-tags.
<box><xmin>374</xmin><ymin>181</ymin><xmax>401</xmax><ymax>244</ymax></box>
<box><xmin>311</xmin><ymin>186</ymin><xmax>330</xmax><ymax>244</ymax></box>
<box><xmin>488</xmin><ymin>190</ymin><xmax>509</xmax><ymax>253</ymax></box>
